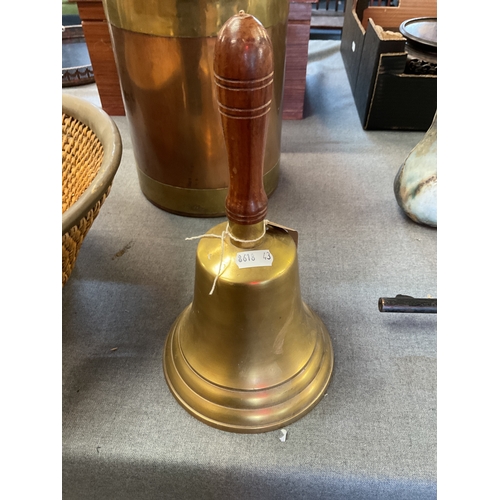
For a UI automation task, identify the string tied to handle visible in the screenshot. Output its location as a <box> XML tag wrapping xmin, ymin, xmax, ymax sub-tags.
<box><xmin>185</xmin><ymin>220</ymin><xmax>269</xmax><ymax>295</ymax></box>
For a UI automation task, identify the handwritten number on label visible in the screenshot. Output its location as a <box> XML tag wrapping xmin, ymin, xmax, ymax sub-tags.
<box><xmin>236</xmin><ymin>250</ymin><xmax>273</xmax><ymax>268</ymax></box>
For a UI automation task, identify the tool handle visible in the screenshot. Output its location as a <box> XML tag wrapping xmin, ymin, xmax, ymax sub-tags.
<box><xmin>214</xmin><ymin>11</ymin><xmax>273</xmax><ymax>225</ymax></box>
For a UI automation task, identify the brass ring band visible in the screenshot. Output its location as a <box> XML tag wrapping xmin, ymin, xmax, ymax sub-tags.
<box><xmin>103</xmin><ymin>0</ymin><xmax>289</xmax><ymax>37</ymax></box>
<box><xmin>136</xmin><ymin>161</ymin><xmax>280</xmax><ymax>217</ymax></box>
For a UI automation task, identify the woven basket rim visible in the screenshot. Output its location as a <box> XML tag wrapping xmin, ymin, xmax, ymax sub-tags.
<box><xmin>62</xmin><ymin>94</ymin><xmax>122</xmax><ymax>235</ymax></box>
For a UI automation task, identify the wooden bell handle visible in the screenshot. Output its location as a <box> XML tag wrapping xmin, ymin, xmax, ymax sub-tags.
<box><xmin>214</xmin><ymin>12</ymin><xmax>273</xmax><ymax>225</ymax></box>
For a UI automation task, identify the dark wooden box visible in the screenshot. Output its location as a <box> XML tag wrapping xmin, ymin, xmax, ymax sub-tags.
<box><xmin>340</xmin><ymin>0</ymin><xmax>437</xmax><ymax>130</ymax></box>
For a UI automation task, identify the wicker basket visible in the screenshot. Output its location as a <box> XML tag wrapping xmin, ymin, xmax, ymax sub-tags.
<box><xmin>62</xmin><ymin>94</ymin><xmax>122</xmax><ymax>286</ymax></box>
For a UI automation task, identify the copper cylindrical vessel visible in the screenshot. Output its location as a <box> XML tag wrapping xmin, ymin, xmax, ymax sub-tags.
<box><xmin>102</xmin><ymin>0</ymin><xmax>289</xmax><ymax>216</ymax></box>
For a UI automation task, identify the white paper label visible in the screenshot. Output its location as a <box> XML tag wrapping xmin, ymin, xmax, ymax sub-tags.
<box><xmin>235</xmin><ymin>250</ymin><xmax>273</xmax><ymax>269</ymax></box>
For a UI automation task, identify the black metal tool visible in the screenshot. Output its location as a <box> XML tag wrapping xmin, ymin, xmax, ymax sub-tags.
<box><xmin>378</xmin><ymin>295</ymin><xmax>437</xmax><ymax>314</ymax></box>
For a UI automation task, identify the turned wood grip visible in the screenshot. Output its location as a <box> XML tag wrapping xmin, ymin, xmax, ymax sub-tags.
<box><xmin>214</xmin><ymin>12</ymin><xmax>274</xmax><ymax>225</ymax></box>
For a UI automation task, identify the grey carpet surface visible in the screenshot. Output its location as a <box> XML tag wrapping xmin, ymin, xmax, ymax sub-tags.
<box><xmin>62</xmin><ymin>40</ymin><xmax>436</xmax><ymax>499</ymax></box>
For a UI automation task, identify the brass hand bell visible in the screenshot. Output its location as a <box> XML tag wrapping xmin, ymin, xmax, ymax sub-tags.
<box><xmin>163</xmin><ymin>12</ymin><xmax>334</xmax><ymax>433</ymax></box>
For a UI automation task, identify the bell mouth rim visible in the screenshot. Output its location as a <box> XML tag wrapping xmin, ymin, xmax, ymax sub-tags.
<box><xmin>163</xmin><ymin>304</ymin><xmax>334</xmax><ymax>433</ymax></box>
